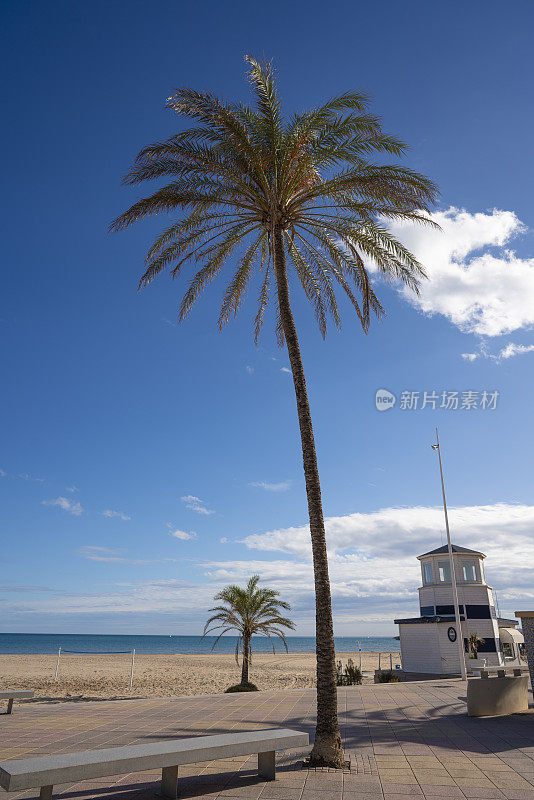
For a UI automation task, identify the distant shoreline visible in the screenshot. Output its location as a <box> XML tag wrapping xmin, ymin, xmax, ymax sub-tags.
<box><xmin>0</xmin><ymin>632</ymin><xmax>400</xmax><ymax>656</ymax></box>
<box><xmin>0</xmin><ymin>650</ymin><xmax>386</xmax><ymax>656</ymax></box>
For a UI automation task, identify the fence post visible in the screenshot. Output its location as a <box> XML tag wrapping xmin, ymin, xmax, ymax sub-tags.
<box><xmin>129</xmin><ymin>649</ymin><xmax>135</xmax><ymax>690</ymax></box>
<box><xmin>54</xmin><ymin>648</ymin><xmax>61</xmax><ymax>682</ymax></box>
<box><xmin>378</xmin><ymin>652</ymin><xmax>381</xmax><ymax>671</ymax></box>
<box><xmin>390</xmin><ymin>653</ymin><xmax>393</xmax><ymax>670</ymax></box>
<box><xmin>359</xmin><ymin>641</ymin><xmax>362</xmax><ymax>671</ymax></box>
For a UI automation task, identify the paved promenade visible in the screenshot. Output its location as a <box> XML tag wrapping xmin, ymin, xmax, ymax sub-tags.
<box><xmin>1</xmin><ymin>680</ymin><xmax>534</xmax><ymax>800</ymax></box>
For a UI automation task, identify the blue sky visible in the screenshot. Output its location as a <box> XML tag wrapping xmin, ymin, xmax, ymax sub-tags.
<box><xmin>2</xmin><ymin>0</ymin><xmax>534</xmax><ymax>636</ymax></box>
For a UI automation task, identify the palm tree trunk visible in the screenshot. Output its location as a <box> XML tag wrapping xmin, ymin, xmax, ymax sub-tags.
<box><xmin>273</xmin><ymin>228</ymin><xmax>344</xmax><ymax>768</ymax></box>
<box><xmin>241</xmin><ymin>634</ymin><xmax>250</xmax><ymax>685</ymax></box>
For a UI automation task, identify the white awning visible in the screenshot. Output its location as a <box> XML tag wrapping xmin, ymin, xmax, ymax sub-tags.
<box><xmin>500</xmin><ymin>627</ymin><xmax>524</xmax><ymax>645</ymax></box>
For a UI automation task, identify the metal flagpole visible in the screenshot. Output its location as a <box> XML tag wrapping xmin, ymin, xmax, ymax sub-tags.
<box><xmin>129</xmin><ymin>649</ymin><xmax>135</xmax><ymax>691</ymax></box>
<box><xmin>54</xmin><ymin>647</ymin><xmax>61</xmax><ymax>682</ymax></box>
<box><xmin>432</xmin><ymin>428</ymin><xmax>467</xmax><ymax>680</ymax></box>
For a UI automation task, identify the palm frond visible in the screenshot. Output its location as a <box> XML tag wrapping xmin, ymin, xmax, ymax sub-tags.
<box><xmin>112</xmin><ymin>55</ymin><xmax>438</xmax><ymax>342</ymax></box>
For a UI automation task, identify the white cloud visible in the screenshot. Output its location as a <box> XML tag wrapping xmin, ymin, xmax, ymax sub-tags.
<box><xmin>220</xmin><ymin>537</ymin><xmax>228</xmax><ymax>543</ymax></box>
<box><xmin>240</xmin><ymin>502</ymin><xmax>534</xmax><ymax>597</ymax></box>
<box><xmin>11</xmin><ymin>501</ymin><xmax>534</xmax><ymax>630</ymax></box>
<box><xmin>169</xmin><ymin>527</ymin><xmax>196</xmax><ymax>541</ymax></box>
<box><xmin>0</xmin><ymin>469</ymin><xmax>5</xmax><ymax>477</ymax></box>
<box><xmin>461</xmin><ymin>340</ymin><xmax>534</xmax><ymax>362</ymax></box>
<box><xmin>3</xmin><ymin>577</ymin><xmax>209</xmax><ymax>617</ymax></box>
<box><xmin>498</xmin><ymin>342</ymin><xmax>534</xmax><ymax>360</ymax></box>
<box><xmin>19</xmin><ymin>473</ymin><xmax>45</xmax><ymax>483</ymax></box>
<box><xmin>66</xmin><ymin>486</ymin><xmax>78</xmax><ymax>493</ymax></box>
<box><xmin>101</xmin><ymin>509</ymin><xmax>131</xmax><ymax>521</ymax></box>
<box><xmin>241</xmin><ymin>502</ymin><xmax>534</xmax><ymax>560</ymax></box>
<box><xmin>79</xmin><ymin>546</ymin><xmax>178</xmax><ymax>565</ymax></box>
<box><xmin>245</xmin><ymin>365</ymin><xmax>254</xmax><ymax>374</ymax></box>
<box><xmin>386</xmin><ymin>207</ymin><xmax>534</xmax><ymax>337</ymax></box>
<box><xmin>280</xmin><ymin>367</ymin><xmax>291</xmax><ymax>374</ymax></box>
<box><xmin>180</xmin><ymin>494</ymin><xmax>214</xmax><ymax>515</ymax></box>
<box><xmin>79</xmin><ymin>546</ymin><xmax>125</xmax><ymax>562</ymax></box>
<box><xmin>250</xmin><ymin>480</ymin><xmax>292</xmax><ymax>492</ymax></box>
<box><xmin>222</xmin><ymin>502</ymin><xmax>534</xmax><ymax>622</ymax></box>
<box><xmin>42</xmin><ymin>496</ymin><xmax>83</xmax><ymax>516</ymax></box>
<box><xmin>0</xmin><ymin>584</ymin><xmax>54</xmax><ymax>593</ymax></box>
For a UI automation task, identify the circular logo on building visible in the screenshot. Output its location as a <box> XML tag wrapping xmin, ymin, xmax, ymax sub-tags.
<box><xmin>448</xmin><ymin>626</ymin><xmax>457</xmax><ymax>642</ymax></box>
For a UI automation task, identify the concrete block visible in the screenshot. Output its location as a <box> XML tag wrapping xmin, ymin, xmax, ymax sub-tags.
<box><xmin>467</xmin><ymin>676</ymin><xmax>529</xmax><ymax>716</ymax></box>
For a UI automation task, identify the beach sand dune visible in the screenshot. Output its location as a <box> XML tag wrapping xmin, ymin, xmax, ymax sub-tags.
<box><xmin>0</xmin><ymin>651</ymin><xmax>400</xmax><ymax>701</ymax></box>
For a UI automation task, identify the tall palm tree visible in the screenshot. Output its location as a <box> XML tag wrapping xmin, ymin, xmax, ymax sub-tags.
<box><xmin>111</xmin><ymin>56</ymin><xmax>437</xmax><ymax>766</ymax></box>
<box><xmin>202</xmin><ymin>575</ymin><xmax>294</xmax><ymax>688</ymax></box>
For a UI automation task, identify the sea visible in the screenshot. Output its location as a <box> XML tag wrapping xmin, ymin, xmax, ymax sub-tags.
<box><xmin>0</xmin><ymin>633</ymin><xmax>399</xmax><ymax>655</ymax></box>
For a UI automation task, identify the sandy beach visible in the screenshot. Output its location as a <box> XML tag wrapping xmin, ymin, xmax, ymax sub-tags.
<box><xmin>0</xmin><ymin>651</ymin><xmax>401</xmax><ymax>701</ymax></box>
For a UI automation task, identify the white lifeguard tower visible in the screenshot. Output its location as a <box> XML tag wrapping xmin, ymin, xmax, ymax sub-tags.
<box><xmin>395</xmin><ymin>544</ymin><xmax>524</xmax><ymax>676</ymax></box>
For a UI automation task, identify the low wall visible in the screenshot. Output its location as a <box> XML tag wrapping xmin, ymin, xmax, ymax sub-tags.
<box><xmin>374</xmin><ymin>669</ymin><xmax>463</xmax><ymax>682</ymax></box>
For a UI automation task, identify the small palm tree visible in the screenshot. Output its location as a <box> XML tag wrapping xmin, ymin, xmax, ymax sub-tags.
<box><xmin>202</xmin><ymin>575</ymin><xmax>294</xmax><ymax>688</ymax></box>
<box><xmin>468</xmin><ymin>633</ymin><xmax>484</xmax><ymax>659</ymax></box>
<box><xmin>111</xmin><ymin>56</ymin><xmax>437</xmax><ymax>766</ymax></box>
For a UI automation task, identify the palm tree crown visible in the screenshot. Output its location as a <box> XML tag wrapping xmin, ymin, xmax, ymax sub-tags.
<box><xmin>111</xmin><ymin>56</ymin><xmax>437</xmax><ymax>340</ymax></box>
<box><xmin>202</xmin><ymin>575</ymin><xmax>295</xmax><ymax>686</ymax></box>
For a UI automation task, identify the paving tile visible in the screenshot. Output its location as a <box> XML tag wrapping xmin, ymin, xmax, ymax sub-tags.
<box><xmin>416</xmin><ymin>777</ymin><xmax>458</xmax><ymax>787</ymax></box>
<box><xmin>500</xmin><ymin>793</ymin><xmax>534</xmax><ymax>800</ymax></box>
<box><xmin>489</xmin><ymin>779</ymin><xmax>533</xmax><ymax>791</ymax></box>
<box><xmin>381</xmin><ymin>775</ymin><xmax>419</xmax><ymax>786</ymax></box>
<box><xmin>454</xmin><ymin>780</ymin><xmax>496</xmax><ymax>789</ymax></box>
<box><xmin>260</xmin><ymin>787</ymin><xmax>303</xmax><ymax>800</ymax></box>
<box><xmin>422</xmin><ymin>796</ymin><xmax>465</xmax><ymax>800</ymax></box>
<box><xmin>300</xmin><ymin>791</ymin><xmax>342</xmax><ymax>800</ymax></box>
<box><xmin>342</xmin><ymin>777</ymin><xmax>382</xmax><ymax>789</ymax></box>
<box><xmin>275</xmin><ymin>777</ymin><xmax>307</xmax><ymax>787</ymax></box>
<box><xmin>220</xmin><ymin>786</ymin><xmax>265</xmax><ymax>798</ymax></box>
<box><xmin>461</xmin><ymin>791</ymin><xmax>505</xmax><ymax>799</ymax></box>
<box><xmin>412</xmin><ymin>770</ymin><xmax>451</xmax><ymax>777</ymax></box>
<box><xmin>342</xmin><ymin>793</ymin><xmax>383</xmax><ymax>800</ymax></box>
<box><xmin>379</xmin><ymin>770</ymin><xmax>417</xmax><ymax>778</ymax></box>
<box><xmin>481</xmin><ymin>768</ymin><xmax>517</xmax><ymax>776</ymax></box>
<box><xmin>415</xmin><ymin>788</ymin><xmax>464</xmax><ymax>798</ymax></box>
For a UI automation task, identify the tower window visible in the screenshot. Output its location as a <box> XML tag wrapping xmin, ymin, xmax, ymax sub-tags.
<box><xmin>438</xmin><ymin>561</ymin><xmax>451</xmax><ymax>582</ymax></box>
<box><xmin>423</xmin><ymin>562</ymin><xmax>433</xmax><ymax>583</ymax></box>
<box><xmin>462</xmin><ymin>561</ymin><xmax>477</xmax><ymax>581</ymax></box>
<box><xmin>501</xmin><ymin>642</ymin><xmax>514</xmax><ymax>659</ymax></box>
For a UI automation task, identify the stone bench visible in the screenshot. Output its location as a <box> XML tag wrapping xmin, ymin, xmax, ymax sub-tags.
<box><xmin>0</xmin><ymin>728</ymin><xmax>309</xmax><ymax>800</ymax></box>
<box><xmin>0</xmin><ymin>690</ymin><xmax>34</xmax><ymax>715</ymax></box>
